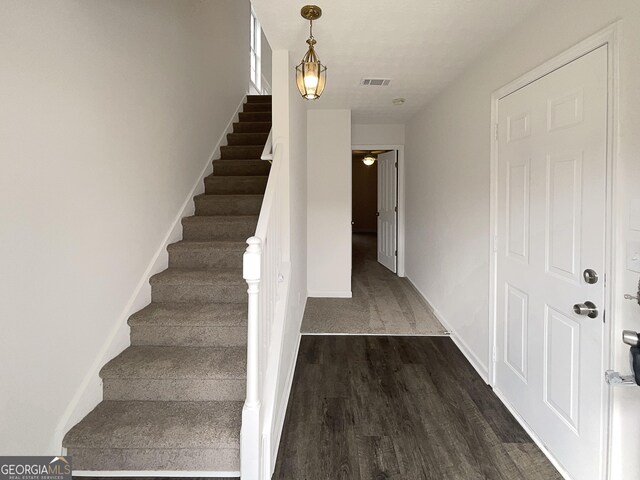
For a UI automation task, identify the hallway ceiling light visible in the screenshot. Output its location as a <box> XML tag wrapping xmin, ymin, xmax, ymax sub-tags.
<box><xmin>296</xmin><ymin>5</ymin><xmax>327</xmax><ymax>100</ymax></box>
<box><xmin>392</xmin><ymin>97</ymin><xmax>406</xmax><ymax>105</ymax></box>
<box><xmin>362</xmin><ymin>155</ymin><xmax>376</xmax><ymax>166</ymax></box>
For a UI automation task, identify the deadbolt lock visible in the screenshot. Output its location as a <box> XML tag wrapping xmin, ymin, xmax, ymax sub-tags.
<box><xmin>583</xmin><ymin>268</ymin><xmax>598</xmax><ymax>284</ymax></box>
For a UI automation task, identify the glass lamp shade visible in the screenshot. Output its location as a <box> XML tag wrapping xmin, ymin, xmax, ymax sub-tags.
<box><xmin>362</xmin><ymin>155</ymin><xmax>376</xmax><ymax>166</ymax></box>
<box><xmin>296</xmin><ymin>51</ymin><xmax>327</xmax><ymax>100</ymax></box>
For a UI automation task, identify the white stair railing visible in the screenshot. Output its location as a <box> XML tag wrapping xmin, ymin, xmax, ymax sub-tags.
<box><xmin>260</xmin><ymin>128</ymin><xmax>273</xmax><ymax>161</ymax></box>
<box><xmin>241</xmin><ymin>129</ymin><xmax>286</xmax><ymax>479</ymax></box>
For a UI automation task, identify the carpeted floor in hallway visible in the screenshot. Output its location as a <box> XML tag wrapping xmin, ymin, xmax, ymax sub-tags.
<box><xmin>301</xmin><ymin>233</ymin><xmax>447</xmax><ymax>335</ymax></box>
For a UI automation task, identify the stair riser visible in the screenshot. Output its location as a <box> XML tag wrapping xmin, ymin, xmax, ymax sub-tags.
<box><xmin>213</xmin><ymin>160</ymin><xmax>271</xmax><ymax>176</ymax></box>
<box><xmin>233</xmin><ymin>122</ymin><xmax>271</xmax><ymax>133</ymax></box>
<box><xmin>246</xmin><ymin>95</ymin><xmax>272</xmax><ymax>104</ymax></box>
<box><xmin>220</xmin><ymin>145</ymin><xmax>264</xmax><ymax>160</ymax></box>
<box><xmin>66</xmin><ymin>447</ymin><xmax>240</xmax><ymax>472</ymax></box>
<box><xmin>103</xmin><ymin>379</ymin><xmax>245</xmax><ymax>402</ymax></box>
<box><xmin>238</xmin><ymin>112</ymin><xmax>271</xmax><ymax>122</ymax></box>
<box><xmin>169</xmin><ymin>248</ymin><xmax>244</xmax><ymax>269</ymax></box>
<box><xmin>242</xmin><ymin>103</ymin><xmax>272</xmax><ymax>112</ymax></box>
<box><xmin>182</xmin><ymin>219</ymin><xmax>257</xmax><ymax>241</ymax></box>
<box><xmin>205</xmin><ymin>176</ymin><xmax>267</xmax><ymax>195</ymax></box>
<box><xmin>130</xmin><ymin>326</ymin><xmax>247</xmax><ymax>347</ymax></box>
<box><xmin>195</xmin><ymin>196</ymin><xmax>263</xmax><ymax>216</ymax></box>
<box><xmin>226</xmin><ymin>133</ymin><xmax>269</xmax><ymax>146</ymax></box>
<box><xmin>152</xmin><ymin>284</ymin><xmax>246</xmax><ymax>303</ymax></box>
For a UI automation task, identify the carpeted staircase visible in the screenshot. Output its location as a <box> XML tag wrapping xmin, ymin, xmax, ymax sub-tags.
<box><xmin>63</xmin><ymin>95</ymin><xmax>272</xmax><ymax>474</ymax></box>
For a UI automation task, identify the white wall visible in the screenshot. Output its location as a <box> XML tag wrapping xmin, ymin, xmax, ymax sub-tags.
<box><xmin>0</xmin><ymin>0</ymin><xmax>249</xmax><ymax>455</ymax></box>
<box><xmin>307</xmin><ymin>110</ymin><xmax>352</xmax><ymax>297</ymax></box>
<box><xmin>352</xmin><ymin>123</ymin><xmax>405</xmax><ymax>146</ymax></box>
<box><xmin>403</xmin><ymin>1</ymin><xmax>640</xmax><ymax>478</ymax></box>
<box><xmin>268</xmin><ymin>48</ymin><xmax>308</xmax><ymax>469</ymax></box>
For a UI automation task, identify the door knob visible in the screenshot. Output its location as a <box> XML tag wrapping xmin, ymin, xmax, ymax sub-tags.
<box><xmin>573</xmin><ymin>301</ymin><xmax>598</xmax><ymax>318</ymax></box>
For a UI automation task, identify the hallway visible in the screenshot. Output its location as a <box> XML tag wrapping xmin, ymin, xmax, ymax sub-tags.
<box><xmin>273</xmin><ymin>336</ymin><xmax>562</xmax><ymax>479</ymax></box>
<box><xmin>301</xmin><ymin>234</ymin><xmax>446</xmax><ymax>335</ymax></box>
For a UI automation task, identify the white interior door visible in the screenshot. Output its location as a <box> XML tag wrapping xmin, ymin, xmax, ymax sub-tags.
<box><xmin>377</xmin><ymin>151</ymin><xmax>397</xmax><ymax>272</ymax></box>
<box><xmin>495</xmin><ymin>46</ymin><xmax>607</xmax><ymax>480</ymax></box>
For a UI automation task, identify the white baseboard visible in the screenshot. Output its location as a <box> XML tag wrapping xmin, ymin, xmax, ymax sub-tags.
<box><xmin>73</xmin><ymin>471</ymin><xmax>239</xmax><ymax>478</ymax></box>
<box><xmin>404</xmin><ymin>276</ymin><xmax>489</xmax><ymax>383</ymax></box>
<box><xmin>307</xmin><ymin>290</ymin><xmax>352</xmax><ymax>298</ymax></box>
<box><xmin>301</xmin><ymin>332</ymin><xmax>450</xmax><ymax>337</ymax></box>
<box><xmin>54</xmin><ymin>95</ymin><xmax>247</xmax><ymax>452</ymax></box>
<box><xmin>493</xmin><ymin>388</ymin><xmax>572</xmax><ymax>480</ymax></box>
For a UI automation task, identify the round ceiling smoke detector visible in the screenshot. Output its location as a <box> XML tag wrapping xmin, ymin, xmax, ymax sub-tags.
<box><xmin>392</xmin><ymin>97</ymin><xmax>406</xmax><ymax>105</ymax></box>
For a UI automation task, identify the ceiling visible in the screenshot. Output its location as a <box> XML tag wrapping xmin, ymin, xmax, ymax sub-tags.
<box><xmin>252</xmin><ymin>0</ymin><xmax>544</xmax><ymax>124</ymax></box>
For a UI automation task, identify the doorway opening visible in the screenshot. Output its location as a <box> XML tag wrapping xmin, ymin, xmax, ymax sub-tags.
<box><xmin>352</xmin><ymin>149</ymin><xmax>398</xmax><ymax>275</ymax></box>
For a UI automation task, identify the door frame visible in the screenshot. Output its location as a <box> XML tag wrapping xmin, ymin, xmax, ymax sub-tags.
<box><xmin>489</xmin><ymin>22</ymin><xmax>620</xmax><ymax>480</ymax></box>
<box><xmin>351</xmin><ymin>144</ymin><xmax>405</xmax><ymax>277</ymax></box>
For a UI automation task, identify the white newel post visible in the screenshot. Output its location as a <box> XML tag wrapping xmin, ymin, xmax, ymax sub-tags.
<box><xmin>241</xmin><ymin>236</ymin><xmax>261</xmax><ymax>479</ymax></box>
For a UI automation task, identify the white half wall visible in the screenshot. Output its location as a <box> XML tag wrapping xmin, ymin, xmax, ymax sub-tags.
<box><xmin>0</xmin><ymin>0</ymin><xmax>250</xmax><ymax>455</ymax></box>
<box><xmin>404</xmin><ymin>1</ymin><xmax>640</xmax><ymax>478</ymax></box>
<box><xmin>307</xmin><ymin>109</ymin><xmax>352</xmax><ymax>297</ymax></box>
<box><xmin>266</xmin><ymin>48</ymin><xmax>309</xmax><ymax>471</ymax></box>
<box><xmin>352</xmin><ymin>123</ymin><xmax>405</xmax><ymax>146</ymax></box>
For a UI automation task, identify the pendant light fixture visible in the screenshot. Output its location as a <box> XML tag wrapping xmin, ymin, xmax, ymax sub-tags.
<box><xmin>296</xmin><ymin>5</ymin><xmax>327</xmax><ymax>100</ymax></box>
<box><xmin>362</xmin><ymin>155</ymin><xmax>376</xmax><ymax>166</ymax></box>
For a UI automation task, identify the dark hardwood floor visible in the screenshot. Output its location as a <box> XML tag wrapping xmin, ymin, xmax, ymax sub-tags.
<box><xmin>272</xmin><ymin>335</ymin><xmax>561</xmax><ymax>480</ymax></box>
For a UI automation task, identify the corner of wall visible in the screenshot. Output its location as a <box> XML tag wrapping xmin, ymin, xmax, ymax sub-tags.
<box><xmin>405</xmin><ymin>275</ymin><xmax>490</xmax><ymax>383</ymax></box>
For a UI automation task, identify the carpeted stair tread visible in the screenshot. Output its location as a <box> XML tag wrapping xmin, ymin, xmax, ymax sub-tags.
<box><xmin>168</xmin><ymin>240</ymin><xmax>246</xmax><ymax>269</ymax></box>
<box><xmin>150</xmin><ymin>268</ymin><xmax>244</xmax><ymax>287</ymax></box>
<box><xmin>212</xmin><ymin>159</ymin><xmax>271</xmax><ymax>176</ymax></box>
<box><xmin>220</xmin><ymin>145</ymin><xmax>264</xmax><ymax>160</ymax></box>
<box><xmin>242</xmin><ymin>102</ymin><xmax>272</xmax><ymax>112</ymax></box>
<box><xmin>168</xmin><ymin>240</ymin><xmax>247</xmax><ymax>254</ymax></box>
<box><xmin>204</xmin><ymin>175</ymin><xmax>268</xmax><ymax>195</ymax></box>
<box><xmin>63</xmin><ymin>400</ymin><xmax>242</xmax><ymax>450</ymax></box>
<box><xmin>99</xmin><ymin>346</ymin><xmax>247</xmax><ymax>401</ymax></box>
<box><xmin>246</xmin><ymin>94</ymin><xmax>272</xmax><ymax>104</ymax></box>
<box><xmin>238</xmin><ymin>111</ymin><xmax>271</xmax><ymax>122</ymax></box>
<box><xmin>100</xmin><ymin>346</ymin><xmax>247</xmax><ymax>380</ymax></box>
<box><xmin>129</xmin><ymin>303</ymin><xmax>247</xmax><ymax>328</ymax></box>
<box><xmin>182</xmin><ymin>215</ymin><xmax>258</xmax><ymax>227</ymax></box>
<box><xmin>150</xmin><ymin>268</ymin><xmax>246</xmax><ymax>303</ymax></box>
<box><xmin>168</xmin><ymin>240</ymin><xmax>247</xmax><ymax>249</ymax></box>
<box><xmin>128</xmin><ymin>303</ymin><xmax>248</xmax><ymax>347</ymax></box>
<box><xmin>233</xmin><ymin>121</ymin><xmax>271</xmax><ymax>133</ymax></box>
<box><xmin>181</xmin><ymin>215</ymin><xmax>258</xmax><ymax>241</ymax></box>
<box><xmin>194</xmin><ymin>193</ymin><xmax>263</xmax><ymax>216</ymax></box>
<box><xmin>227</xmin><ymin>133</ymin><xmax>269</xmax><ymax>145</ymax></box>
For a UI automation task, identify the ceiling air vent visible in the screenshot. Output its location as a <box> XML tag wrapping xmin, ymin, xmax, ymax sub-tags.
<box><xmin>360</xmin><ymin>78</ymin><xmax>391</xmax><ymax>87</ymax></box>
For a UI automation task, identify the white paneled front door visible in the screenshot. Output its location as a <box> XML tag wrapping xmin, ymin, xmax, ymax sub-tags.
<box><xmin>377</xmin><ymin>150</ymin><xmax>397</xmax><ymax>273</ymax></box>
<box><xmin>495</xmin><ymin>46</ymin><xmax>607</xmax><ymax>479</ymax></box>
